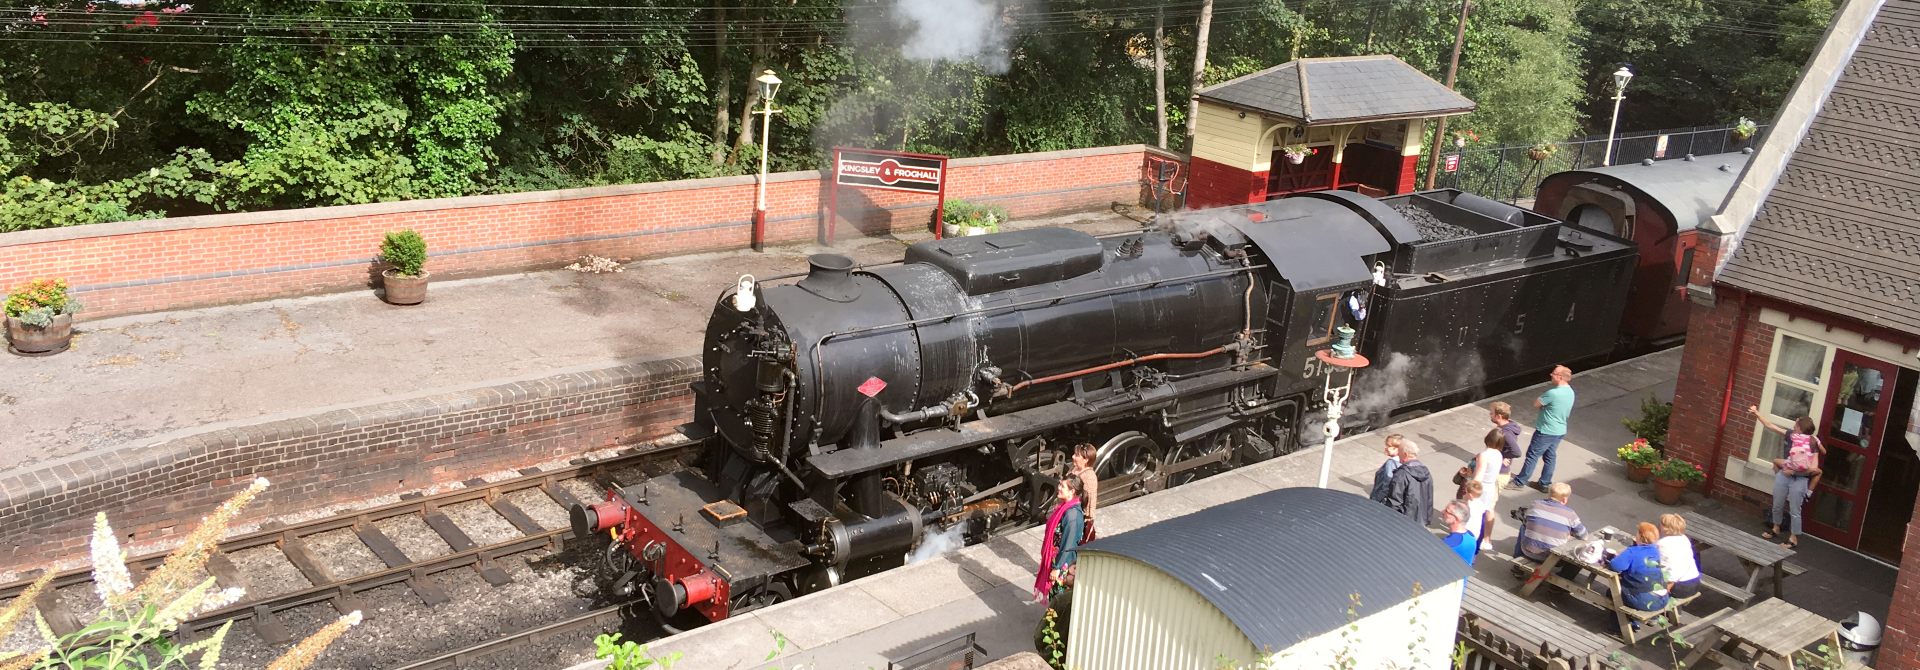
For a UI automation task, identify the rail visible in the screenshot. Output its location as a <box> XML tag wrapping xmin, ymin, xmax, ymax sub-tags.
<box><xmin>0</xmin><ymin>441</ymin><xmax>687</xmax><ymax>645</ymax></box>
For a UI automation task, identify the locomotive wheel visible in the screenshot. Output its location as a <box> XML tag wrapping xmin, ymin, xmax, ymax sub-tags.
<box><xmin>732</xmin><ymin>581</ymin><xmax>793</xmax><ymax>614</ymax></box>
<box><xmin>1167</xmin><ymin>431</ymin><xmax>1232</xmax><ymax>487</ymax></box>
<box><xmin>1094</xmin><ymin>431</ymin><xmax>1165</xmax><ymax>497</ymax></box>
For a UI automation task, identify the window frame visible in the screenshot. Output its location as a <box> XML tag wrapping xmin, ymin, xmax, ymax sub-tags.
<box><xmin>1304</xmin><ymin>292</ymin><xmax>1342</xmax><ymax>346</ymax></box>
<box><xmin>1748</xmin><ymin>332</ymin><xmax>1833</xmax><ymax>466</ymax></box>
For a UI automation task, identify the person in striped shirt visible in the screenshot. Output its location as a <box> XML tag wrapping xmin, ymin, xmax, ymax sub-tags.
<box><xmin>1515</xmin><ymin>482</ymin><xmax>1587</xmax><ymax>567</ymax></box>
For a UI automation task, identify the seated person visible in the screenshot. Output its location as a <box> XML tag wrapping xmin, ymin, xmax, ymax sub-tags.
<box><xmin>1656</xmin><ymin>513</ymin><xmax>1702</xmax><ymax>600</ymax></box>
<box><xmin>1608</xmin><ymin>522</ymin><xmax>1672</xmax><ymax>615</ymax></box>
<box><xmin>1514</xmin><ymin>482</ymin><xmax>1587</xmax><ymax>579</ymax></box>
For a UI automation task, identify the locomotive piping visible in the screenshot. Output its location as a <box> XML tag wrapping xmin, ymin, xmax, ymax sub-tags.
<box><xmin>1001</xmin><ymin>346</ymin><xmax>1233</xmax><ymax>396</ymax></box>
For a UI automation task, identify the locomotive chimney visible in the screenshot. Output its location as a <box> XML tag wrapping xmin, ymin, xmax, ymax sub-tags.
<box><xmin>798</xmin><ymin>253</ymin><xmax>860</xmax><ymax>302</ymax></box>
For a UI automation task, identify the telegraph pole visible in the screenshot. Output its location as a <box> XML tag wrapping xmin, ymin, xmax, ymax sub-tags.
<box><xmin>1423</xmin><ymin>0</ymin><xmax>1471</xmax><ymax>190</ymax></box>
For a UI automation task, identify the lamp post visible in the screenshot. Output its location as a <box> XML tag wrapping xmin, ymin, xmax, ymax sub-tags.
<box><xmin>1601</xmin><ymin>66</ymin><xmax>1633</xmax><ymax>167</ymax></box>
<box><xmin>751</xmin><ymin>69</ymin><xmax>783</xmax><ymax>252</ymax></box>
<box><xmin>1314</xmin><ymin>326</ymin><xmax>1371</xmax><ymax>489</ymax></box>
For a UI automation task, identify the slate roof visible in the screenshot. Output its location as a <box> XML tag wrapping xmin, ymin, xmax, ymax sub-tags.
<box><xmin>1561</xmin><ymin>150</ymin><xmax>1752</xmax><ymax>232</ymax></box>
<box><xmin>1082</xmin><ymin>487</ymin><xmax>1471</xmax><ymax>651</ymax></box>
<box><xmin>1196</xmin><ymin>56</ymin><xmax>1476</xmax><ymax>125</ymax></box>
<box><xmin>1719</xmin><ymin>0</ymin><xmax>1920</xmax><ymax>337</ymax></box>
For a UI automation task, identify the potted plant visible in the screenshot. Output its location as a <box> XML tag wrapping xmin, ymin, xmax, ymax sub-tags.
<box><xmin>380</xmin><ymin>229</ymin><xmax>429</xmax><ymax>305</ymax></box>
<box><xmin>1617</xmin><ymin>439</ymin><xmax>1661</xmax><ymax>483</ymax></box>
<box><xmin>941</xmin><ymin>200</ymin><xmax>1008</xmax><ymax>238</ymax></box>
<box><xmin>1527</xmin><ymin>144</ymin><xmax>1557</xmax><ymax>162</ymax></box>
<box><xmin>1732</xmin><ymin>117</ymin><xmax>1758</xmax><ymax>141</ymax></box>
<box><xmin>1280</xmin><ymin>144</ymin><xmax>1316</xmax><ymax>165</ymax></box>
<box><xmin>5</xmin><ymin>278</ymin><xmax>82</xmax><ymax>356</ymax></box>
<box><xmin>1650</xmin><ymin>458</ymin><xmax>1704</xmax><ymax>505</ymax></box>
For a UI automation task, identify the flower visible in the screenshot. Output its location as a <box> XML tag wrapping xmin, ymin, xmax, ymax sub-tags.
<box><xmin>90</xmin><ymin>512</ymin><xmax>135</xmax><ymax>608</ymax></box>
<box><xmin>135</xmin><ymin>477</ymin><xmax>268</xmax><ymax>604</ymax></box>
<box><xmin>266</xmin><ymin>610</ymin><xmax>362</xmax><ymax>670</ymax></box>
<box><xmin>0</xmin><ymin>571</ymin><xmax>54</xmax><ymax>641</ymax></box>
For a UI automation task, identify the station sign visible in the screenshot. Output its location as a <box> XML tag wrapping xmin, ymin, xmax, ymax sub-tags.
<box><xmin>1443</xmin><ymin>154</ymin><xmax>1461</xmax><ymax>173</ymax></box>
<box><xmin>835</xmin><ymin>150</ymin><xmax>945</xmax><ymax>194</ymax></box>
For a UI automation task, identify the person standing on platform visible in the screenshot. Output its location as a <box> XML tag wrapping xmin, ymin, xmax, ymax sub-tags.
<box><xmin>1472</xmin><ymin>429</ymin><xmax>1504</xmax><ymax>549</ymax></box>
<box><xmin>1489</xmin><ymin>401</ymin><xmax>1524</xmax><ymax>474</ymax></box>
<box><xmin>1384</xmin><ymin>440</ymin><xmax>1434</xmax><ymax>526</ymax></box>
<box><xmin>1368</xmin><ymin>434</ymin><xmax>1404</xmax><ymax>504</ymax></box>
<box><xmin>1509</xmin><ymin>365</ymin><xmax>1576</xmax><ymax>492</ymax></box>
<box><xmin>1069</xmin><ymin>443</ymin><xmax>1100</xmax><ymax>542</ymax></box>
<box><xmin>1033</xmin><ymin>476</ymin><xmax>1085</xmax><ymax>604</ymax></box>
<box><xmin>1440</xmin><ymin>500</ymin><xmax>1477</xmax><ymax>565</ymax></box>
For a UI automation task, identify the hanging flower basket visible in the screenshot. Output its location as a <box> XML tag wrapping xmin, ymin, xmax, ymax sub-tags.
<box><xmin>1281</xmin><ymin>144</ymin><xmax>1315</xmax><ymax>165</ymax></box>
<box><xmin>1732</xmin><ymin>117</ymin><xmax>1757</xmax><ymax>141</ymax></box>
<box><xmin>1527</xmin><ymin>144</ymin><xmax>1556</xmax><ymax>162</ymax></box>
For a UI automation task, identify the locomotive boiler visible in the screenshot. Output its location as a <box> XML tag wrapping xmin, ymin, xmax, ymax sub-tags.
<box><xmin>571</xmin><ymin>189</ymin><xmax>1635</xmax><ymax>625</ymax></box>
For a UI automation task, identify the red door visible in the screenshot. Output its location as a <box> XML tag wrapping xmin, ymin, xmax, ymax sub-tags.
<box><xmin>1805</xmin><ymin>350</ymin><xmax>1899</xmax><ymax>547</ymax></box>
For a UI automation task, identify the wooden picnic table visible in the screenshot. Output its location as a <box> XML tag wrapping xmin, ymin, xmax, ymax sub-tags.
<box><xmin>1679</xmin><ymin>597</ymin><xmax>1840</xmax><ymax>669</ymax></box>
<box><xmin>1681</xmin><ymin>512</ymin><xmax>1795</xmax><ymax>601</ymax></box>
<box><xmin>1461</xmin><ymin>574</ymin><xmax>1623</xmax><ymax>669</ymax></box>
<box><xmin>1516</xmin><ymin>526</ymin><xmax>1668</xmax><ymax>644</ymax></box>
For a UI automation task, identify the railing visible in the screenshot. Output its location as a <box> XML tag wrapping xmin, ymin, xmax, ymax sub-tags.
<box><xmin>1434</xmin><ymin>124</ymin><xmax>1766</xmax><ymax>204</ymax></box>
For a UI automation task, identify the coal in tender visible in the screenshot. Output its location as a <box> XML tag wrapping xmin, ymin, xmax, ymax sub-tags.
<box><xmin>1394</xmin><ymin>205</ymin><xmax>1478</xmax><ymax>242</ymax></box>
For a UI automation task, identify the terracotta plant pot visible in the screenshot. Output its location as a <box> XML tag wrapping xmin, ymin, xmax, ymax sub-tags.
<box><xmin>382</xmin><ymin>270</ymin><xmax>430</xmax><ymax>305</ymax></box>
<box><xmin>1528</xmin><ymin>148</ymin><xmax>1553</xmax><ymax>162</ymax></box>
<box><xmin>1652</xmin><ymin>477</ymin><xmax>1688</xmax><ymax>505</ymax></box>
<box><xmin>1626</xmin><ymin>463</ymin><xmax>1653</xmax><ymax>483</ymax></box>
<box><xmin>6</xmin><ymin>313</ymin><xmax>74</xmax><ymax>356</ymax></box>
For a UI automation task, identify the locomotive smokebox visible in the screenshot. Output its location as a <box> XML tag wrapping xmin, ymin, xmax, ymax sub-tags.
<box><xmin>797</xmin><ymin>253</ymin><xmax>859</xmax><ymax>302</ymax></box>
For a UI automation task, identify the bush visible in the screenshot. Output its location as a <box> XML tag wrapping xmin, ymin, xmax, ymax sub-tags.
<box><xmin>4</xmin><ymin>278</ymin><xmax>81</xmax><ymax>327</ymax></box>
<box><xmin>1617</xmin><ymin>439</ymin><xmax>1661</xmax><ymax>467</ymax></box>
<box><xmin>1621</xmin><ymin>395</ymin><xmax>1672</xmax><ymax>450</ymax></box>
<box><xmin>381</xmin><ymin>230</ymin><xmax>428</xmax><ymax>277</ymax></box>
<box><xmin>942</xmin><ymin>199</ymin><xmax>1008</xmax><ymax>233</ymax></box>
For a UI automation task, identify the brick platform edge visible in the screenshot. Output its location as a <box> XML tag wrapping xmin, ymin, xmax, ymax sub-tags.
<box><xmin>0</xmin><ymin>355</ymin><xmax>701</xmax><ymax>573</ymax></box>
<box><xmin>1</xmin><ymin>145</ymin><xmax>1176</xmax><ymax>321</ymax></box>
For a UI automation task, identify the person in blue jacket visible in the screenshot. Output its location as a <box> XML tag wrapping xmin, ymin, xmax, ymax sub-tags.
<box><xmin>1608</xmin><ymin>522</ymin><xmax>1671</xmax><ymax>615</ymax></box>
<box><xmin>1368</xmin><ymin>434</ymin><xmax>1403</xmax><ymax>504</ymax></box>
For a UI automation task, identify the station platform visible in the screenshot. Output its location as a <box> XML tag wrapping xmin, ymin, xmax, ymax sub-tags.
<box><xmin>0</xmin><ymin>211</ymin><xmax>1140</xmax><ymax>478</ymax></box>
<box><xmin>564</xmin><ymin>347</ymin><xmax>1897</xmax><ymax>670</ymax></box>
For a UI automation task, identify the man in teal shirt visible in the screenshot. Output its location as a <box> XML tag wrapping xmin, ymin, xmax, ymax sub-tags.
<box><xmin>1508</xmin><ymin>365</ymin><xmax>1575</xmax><ymax>491</ymax></box>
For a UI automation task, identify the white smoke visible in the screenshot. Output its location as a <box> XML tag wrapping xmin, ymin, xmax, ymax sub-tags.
<box><xmin>906</xmin><ymin>523</ymin><xmax>968</xmax><ymax>564</ymax></box>
<box><xmin>891</xmin><ymin>0</ymin><xmax>1012</xmax><ymax>73</ymax></box>
<box><xmin>1347</xmin><ymin>352</ymin><xmax>1416</xmax><ymax>426</ymax></box>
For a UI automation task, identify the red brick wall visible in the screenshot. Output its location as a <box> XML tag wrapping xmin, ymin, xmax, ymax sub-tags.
<box><xmin>0</xmin><ymin>146</ymin><xmax>1163</xmax><ymax>320</ymax></box>
<box><xmin>0</xmin><ymin>356</ymin><xmax>699</xmax><ymax>572</ymax></box>
<box><xmin>1187</xmin><ymin>156</ymin><xmax>1268</xmax><ymax>208</ymax></box>
<box><xmin>1887</xmin><ymin>493</ymin><xmax>1920</xmax><ymax>669</ymax></box>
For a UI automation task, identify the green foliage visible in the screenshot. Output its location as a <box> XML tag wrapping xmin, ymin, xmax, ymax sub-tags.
<box><xmin>1652</xmin><ymin>457</ymin><xmax>1705</xmax><ymax>483</ymax></box>
<box><xmin>594</xmin><ymin>633</ymin><xmax>680</xmax><ymax>670</ymax></box>
<box><xmin>381</xmin><ymin>230</ymin><xmax>428</xmax><ymax>278</ymax></box>
<box><xmin>1037</xmin><ymin>607</ymin><xmax>1066</xmax><ymax>670</ymax></box>
<box><xmin>5</xmin><ymin>278</ymin><xmax>80</xmax><ymax>327</ymax></box>
<box><xmin>1618</xmin><ymin>439</ymin><xmax>1662</xmax><ymax>467</ymax></box>
<box><xmin>942</xmin><ymin>199</ymin><xmax>1008</xmax><ymax>233</ymax></box>
<box><xmin>1622</xmin><ymin>395</ymin><xmax>1673</xmax><ymax>449</ymax></box>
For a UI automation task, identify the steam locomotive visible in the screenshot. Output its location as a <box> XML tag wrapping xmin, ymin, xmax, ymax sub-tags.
<box><xmin>570</xmin><ymin>188</ymin><xmax>1635</xmax><ymax>624</ymax></box>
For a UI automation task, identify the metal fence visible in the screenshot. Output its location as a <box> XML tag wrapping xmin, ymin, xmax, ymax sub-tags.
<box><xmin>1433</xmin><ymin>124</ymin><xmax>1765</xmax><ymax>204</ymax></box>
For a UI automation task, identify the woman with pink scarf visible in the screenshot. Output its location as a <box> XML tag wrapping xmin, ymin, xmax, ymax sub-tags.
<box><xmin>1033</xmin><ymin>475</ymin><xmax>1086</xmax><ymax>604</ymax></box>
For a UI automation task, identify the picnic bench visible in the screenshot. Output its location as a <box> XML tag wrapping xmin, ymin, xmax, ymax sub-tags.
<box><xmin>1515</xmin><ymin>526</ymin><xmax>1671</xmax><ymax>644</ymax></box>
<box><xmin>1460</xmin><ymin>574</ymin><xmax>1624</xmax><ymax>669</ymax></box>
<box><xmin>1678</xmin><ymin>597</ymin><xmax>1843</xmax><ymax>669</ymax></box>
<box><xmin>1681</xmin><ymin>512</ymin><xmax>1797</xmax><ymax>602</ymax></box>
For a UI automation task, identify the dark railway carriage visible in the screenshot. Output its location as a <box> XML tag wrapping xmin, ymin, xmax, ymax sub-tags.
<box><xmin>570</xmin><ymin>189</ymin><xmax>1637</xmax><ymax>626</ymax></box>
<box><xmin>1533</xmin><ymin>150</ymin><xmax>1751</xmax><ymax>347</ymax></box>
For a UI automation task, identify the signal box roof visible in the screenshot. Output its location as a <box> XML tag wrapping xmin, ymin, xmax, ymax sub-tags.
<box><xmin>1196</xmin><ymin>55</ymin><xmax>1476</xmax><ymax>126</ymax></box>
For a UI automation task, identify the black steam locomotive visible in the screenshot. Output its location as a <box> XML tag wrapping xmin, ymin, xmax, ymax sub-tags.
<box><xmin>570</xmin><ymin>189</ymin><xmax>1634</xmax><ymax>624</ymax></box>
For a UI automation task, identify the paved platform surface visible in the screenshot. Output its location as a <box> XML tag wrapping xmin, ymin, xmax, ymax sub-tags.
<box><xmin>587</xmin><ymin>347</ymin><xmax>1895</xmax><ymax>670</ymax></box>
<box><xmin>0</xmin><ymin>211</ymin><xmax>1142</xmax><ymax>476</ymax></box>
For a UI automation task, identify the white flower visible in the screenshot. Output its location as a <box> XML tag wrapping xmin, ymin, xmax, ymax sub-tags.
<box><xmin>90</xmin><ymin>512</ymin><xmax>134</xmax><ymax>605</ymax></box>
<box><xmin>198</xmin><ymin>587</ymin><xmax>245</xmax><ymax>614</ymax></box>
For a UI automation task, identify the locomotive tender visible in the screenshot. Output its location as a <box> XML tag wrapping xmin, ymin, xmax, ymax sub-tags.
<box><xmin>570</xmin><ymin>189</ymin><xmax>1634</xmax><ymax>624</ymax></box>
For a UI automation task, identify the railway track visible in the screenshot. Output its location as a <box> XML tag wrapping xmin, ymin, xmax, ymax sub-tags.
<box><xmin>0</xmin><ymin>439</ymin><xmax>688</xmax><ymax>653</ymax></box>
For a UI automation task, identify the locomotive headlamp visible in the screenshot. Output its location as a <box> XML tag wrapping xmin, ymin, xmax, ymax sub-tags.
<box><xmin>732</xmin><ymin>275</ymin><xmax>757</xmax><ymax>312</ymax></box>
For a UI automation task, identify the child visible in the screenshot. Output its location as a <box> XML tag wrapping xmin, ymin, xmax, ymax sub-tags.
<box><xmin>1750</xmin><ymin>406</ymin><xmax>1826</xmax><ymax>490</ymax></box>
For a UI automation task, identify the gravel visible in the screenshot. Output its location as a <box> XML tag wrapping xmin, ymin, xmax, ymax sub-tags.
<box><xmin>230</xmin><ymin>545</ymin><xmax>312</xmax><ymax>599</ymax></box>
<box><xmin>439</xmin><ymin>501</ymin><xmax>522</xmax><ymax>546</ymax></box>
<box><xmin>1395</xmin><ymin>204</ymin><xmax>1479</xmax><ymax>242</ymax></box>
<box><xmin>304</xmin><ymin>529</ymin><xmax>387</xmax><ymax>581</ymax></box>
<box><xmin>376</xmin><ymin>515</ymin><xmax>452</xmax><ymax>563</ymax></box>
<box><xmin>212</xmin><ymin>552</ymin><xmax>609</xmax><ymax>670</ymax></box>
<box><xmin>506</xmin><ymin>489</ymin><xmax>570</xmax><ymax>531</ymax></box>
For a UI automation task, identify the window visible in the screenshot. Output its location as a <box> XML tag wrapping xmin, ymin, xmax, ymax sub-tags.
<box><xmin>1750</xmin><ymin>334</ymin><xmax>1831</xmax><ymax>464</ymax></box>
<box><xmin>1675</xmin><ymin>247</ymin><xmax>1695</xmax><ymax>287</ymax></box>
<box><xmin>1304</xmin><ymin>293</ymin><xmax>1340</xmax><ymax>346</ymax></box>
